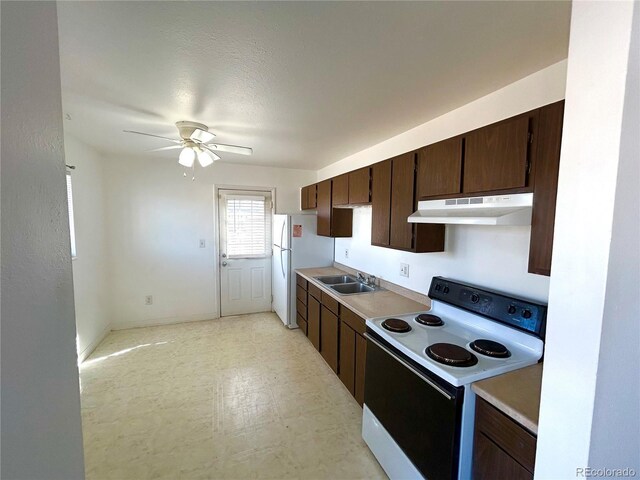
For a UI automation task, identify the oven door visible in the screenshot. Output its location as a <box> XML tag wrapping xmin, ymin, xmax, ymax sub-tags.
<box><xmin>364</xmin><ymin>329</ymin><xmax>464</xmax><ymax>480</ymax></box>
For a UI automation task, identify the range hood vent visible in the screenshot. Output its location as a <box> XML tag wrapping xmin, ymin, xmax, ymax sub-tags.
<box><xmin>408</xmin><ymin>193</ymin><xmax>534</xmax><ymax>226</ymax></box>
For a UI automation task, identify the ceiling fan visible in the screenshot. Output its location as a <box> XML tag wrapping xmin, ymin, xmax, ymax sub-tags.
<box><xmin>124</xmin><ymin>121</ymin><xmax>252</xmax><ymax>169</ymax></box>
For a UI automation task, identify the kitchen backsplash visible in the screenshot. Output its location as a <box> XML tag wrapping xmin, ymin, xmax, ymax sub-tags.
<box><xmin>334</xmin><ymin>206</ymin><xmax>550</xmax><ymax>303</ymax></box>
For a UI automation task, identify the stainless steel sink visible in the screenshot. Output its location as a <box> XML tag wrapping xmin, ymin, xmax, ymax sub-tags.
<box><xmin>330</xmin><ymin>283</ymin><xmax>377</xmax><ymax>295</ymax></box>
<box><xmin>314</xmin><ymin>275</ymin><xmax>358</xmax><ymax>285</ymax></box>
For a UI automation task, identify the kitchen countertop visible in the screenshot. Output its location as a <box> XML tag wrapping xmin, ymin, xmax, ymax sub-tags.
<box><xmin>472</xmin><ymin>363</ymin><xmax>543</xmax><ymax>434</ymax></box>
<box><xmin>295</xmin><ymin>267</ymin><xmax>428</xmax><ymax>320</ymax></box>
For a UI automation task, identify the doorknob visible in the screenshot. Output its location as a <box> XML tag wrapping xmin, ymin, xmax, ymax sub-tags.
<box><xmin>222</xmin><ymin>261</ymin><xmax>228</xmax><ymax>267</ymax></box>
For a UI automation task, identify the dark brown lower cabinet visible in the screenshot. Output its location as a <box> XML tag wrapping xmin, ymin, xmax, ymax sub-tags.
<box><xmin>307</xmin><ymin>295</ymin><xmax>321</xmax><ymax>351</ymax></box>
<box><xmin>339</xmin><ymin>323</ymin><xmax>356</xmax><ymax>396</ymax></box>
<box><xmin>296</xmin><ymin>313</ymin><xmax>308</xmax><ymax>335</ymax></box>
<box><xmin>354</xmin><ymin>333</ymin><xmax>367</xmax><ymax>405</ymax></box>
<box><xmin>473</xmin><ymin>397</ymin><xmax>536</xmax><ymax>480</ymax></box>
<box><xmin>338</xmin><ymin>308</ymin><xmax>367</xmax><ymax>406</ymax></box>
<box><xmin>320</xmin><ymin>306</ymin><xmax>339</xmax><ymax>373</ymax></box>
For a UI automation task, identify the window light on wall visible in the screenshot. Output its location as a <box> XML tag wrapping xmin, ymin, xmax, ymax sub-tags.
<box><xmin>66</xmin><ymin>166</ymin><xmax>77</xmax><ymax>259</ymax></box>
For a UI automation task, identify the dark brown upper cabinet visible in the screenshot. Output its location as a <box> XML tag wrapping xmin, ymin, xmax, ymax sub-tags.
<box><xmin>371</xmin><ymin>160</ymin><xmax>392</xmax><ymax>246</ymax></box>
<box><xmin>348</xmin><ymin>167</ymin><xmax>371</xmax><ymax>204</ymax></box>
<box><xmin>300</xmin><ymin>183</ymin><xmax>317</xmax><ymax>210</ymax></box>
<box><xmin>416</xmin><ymin>136</ymin><xmax>463</xmax><ymax>199</ymax></box>
<box><xmin>390</xmin><ymin>152</ymin><xmax>416</xmax><ymax>250</ymax></box>
<box><xmin>371</xmin><ymin>153</ymin><xmax>445</xmax><ymax>253</ymax></box>
<box><xmin>332</xmin><ymin>174</ymin><xmax>349</xmax><ymax>206</ymax></box>
<box><xmin>317</xmin><ymin>179</ymin><xmax>352</xmax><ymax>238</ymax></box>
<box><xmin>463</xmin><ymin>113</ymin><xmax>534</xmax><ymax>194</ymax></box>
<box><xmin>307</xmin><ymin>184</ymin><xmax>317</xmax><ymax>209</ymax></box>
<box><xmin>528</xmin><ymin>100</ymin><xmax>564</xmax><ymax>276</ymax></box>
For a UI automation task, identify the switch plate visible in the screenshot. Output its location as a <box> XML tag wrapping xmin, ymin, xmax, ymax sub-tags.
<box><xmin>145</xmin><ymin>295</ymin><xmax>153</xmax><ymax>305</ymax></box>
<box><xmin>344</xmin><ymin>248</ymin><xmax>349</xmax><ymax>259</ymax></box>
<box><xmin>199</xmin><ymin>239</ymin><xmax>206</xmax><ymax>248</ymax></box>
<box><xmin>400</xmin><ymin>263</ymin><xmax>410</xmax><ymax>278</ymax></box>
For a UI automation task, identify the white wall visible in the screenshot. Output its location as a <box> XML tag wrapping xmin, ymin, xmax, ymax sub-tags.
<box><xmin>329</xmin><ymin>61</ymin><xmax>567</xmax><ymax>301</ymax></box>
<box><xmin>65</xmin><ymin>135</ymin><xmax>112</xmax><ymax>362</ymax></box>
<box><xmin>103</xmin><ymin>154</ymin><xmax>316</xmax><ymax>329</ymax></box>
<box><xmin>0</xmin><ymin>3</ymin><xmax>85</xmax><ymax>478</ymax></box>
<box><xmin>535</xmin><ymin>2</ymin><xmax>638</xmax><ymax>478</ymax></box>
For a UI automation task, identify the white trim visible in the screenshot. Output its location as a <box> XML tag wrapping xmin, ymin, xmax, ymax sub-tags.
<box><xmin>111</xmin><ymin>312</ymin><xmax>220</xmax><ymax>331</ymax></box>
<box><xmin>77</xmin><ymin>323</ymin><xmax>111</xmax><ymax>364</ymax></box>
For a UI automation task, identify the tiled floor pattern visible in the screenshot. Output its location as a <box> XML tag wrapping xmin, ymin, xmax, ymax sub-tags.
<box><xmin>80</xmin><ymin>312</ymin><xmax>387</xmax><ymax>479</ymax></box>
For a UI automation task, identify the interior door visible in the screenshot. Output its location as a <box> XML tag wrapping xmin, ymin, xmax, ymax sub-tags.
<box><xmin>219</xmin><ymin>190</ymin><xmax>272</xmax><ymax>316</ymax></box>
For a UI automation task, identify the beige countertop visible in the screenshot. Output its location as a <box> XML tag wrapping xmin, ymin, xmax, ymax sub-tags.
<box><xmin>472</xmin><ymin>363</ymin><xmax>543</xmax><ymax>434</ymax></box>
<box><xmin>295</xmin><ymin>266</ymin><xmax>428</xmax><ymax>320</ymax></box>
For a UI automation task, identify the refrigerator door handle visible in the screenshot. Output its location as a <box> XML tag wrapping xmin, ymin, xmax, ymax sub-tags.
<box><xmin>280</xmin><ymin>248</ymin><xmax>285</xmax><ymax>278</ymax></box>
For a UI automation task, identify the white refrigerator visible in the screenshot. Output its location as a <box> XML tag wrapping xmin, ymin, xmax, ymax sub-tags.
<box><xmin>272</xmin><ymin>214</ymin><xmax>335</xmax><ymax>328</ymax></box>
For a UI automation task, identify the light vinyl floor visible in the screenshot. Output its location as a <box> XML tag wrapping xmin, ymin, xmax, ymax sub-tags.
<box><xmin>80</xmin><ymin>312</ymin><xmax>387</xmax><ymax>480</ymax></box>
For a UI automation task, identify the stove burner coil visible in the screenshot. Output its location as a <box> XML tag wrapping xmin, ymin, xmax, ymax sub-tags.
<box><xmin>425</xmin><ymin>343</ymin><xmax>478</xmax><ymax>367</ymax></box>
<box><xmin>381</xmin><ymin>318</ymin><xmax>412</xmax><ymax>333</ymax></box>
<box><xmin>415</xmin><ymin>314</ymin><xmax>444</xmax><ymax>327</ymax></box>
<box><xmin>469</xmin><ymin>339</ymin><xmax>511</xmax><ymax>358</ymax></box>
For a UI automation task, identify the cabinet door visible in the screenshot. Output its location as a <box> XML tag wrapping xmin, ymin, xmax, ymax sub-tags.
<box><xmin>339</xmin><ymin>322</ymin><xmax>356</xmax><ymax>396</ymax></box>
<box><xmin>371</xmin><ymin>160</ymin><xmax>392</xmax><ymax>246</ymax></box>
<box><xmin>390</xmin><ymin>152</ymin><xmax>416</xmax><ymax>250</ymax></box>
<box><xmin>473</xmin><ymin>433</ymin><xmax>533</xmax><ymax>480</ymax></box>
<box><xmin>316</xmin><ymin>180</ymin><xmax>332</xmax><ymax>237</ymax></box>
<box><xmin>320</xmin><ymin>306</ymin><xmax>339</xmax><ymax>373</ymax></box>
<box><xmin>463</xmin><ymin>114</ymin><xmax>531</xmax><ymax>194</ymax></box>
<box><xmin>348</xmin><ymin>167</ymin><xmax>371</xmax><ymax>204</ymax></box>
<box><xmin>307</xmin><ymin>295</ymin><xmax>321</xmax><ymax>351</ymax></box>
<box><xmin>301</xmin><ymin>186</ymin><xmax>309</xmax><ymax>210</ymax></box>
<box><xmin>416</xmin><ymin>137</ymin><xmax>462</xmax><ymax>198</ymax></box>
<box><xmin>529</xmin><ymin>101</ymin><xmax>564</xmax><ymax>276</ymax></box>
<box><xmin>354</xmin><ymin>333</ymin><xmax>367</xmax><ymax>406</ymax></box>
<box><xmin>308</xmin><ymin>184</ymin><xmax>317</xmax><ymax>209</ymax></box>
<box><xmin>332</xmin><ymin>174</ymin><xmax>349</xmax><ymax>206</ymax></box>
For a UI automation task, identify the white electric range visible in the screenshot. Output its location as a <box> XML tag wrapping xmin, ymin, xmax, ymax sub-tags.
<box><xmin>362</xmin><ymin>276</ymin><xmax>546</xmax><ymax>480</ymax></box>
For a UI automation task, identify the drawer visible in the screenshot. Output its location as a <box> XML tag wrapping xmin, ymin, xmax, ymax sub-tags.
<box><xmin>475</xmin><ymin>398</ymin><xmax>537</xmax><ymax>473</ymax></box>
<box><xmin>296</xmin><ymin>274</ymin><xmax>308</xmax><ymax>290</ymax></box>
<box><xmin>296</xmin><ymin>298</ymin><xmax>307</xmax><ymax>320</ymax></box>
<box><xmin>296</xmin><ymin>285</ymin><xmax>307</xmax><ymax>305</ymax></box>
<box><xmin>321</xmin><ymin>291</ymin><xmax>340</xmax><ymax>315</ymax></box>
<box><xmin>296</xmin><ymin>313</ymin><xmax>308</xmax><ymax>335</ymax></box>
<box><xmin>308</xmin><ymin>282</ymin><xmax>322</xmax><ymax>301</ymax></box>
<box><xmin>341</xmin><ymin>306</ymin><xmax>366</xmax><ymax>335</ymax></box>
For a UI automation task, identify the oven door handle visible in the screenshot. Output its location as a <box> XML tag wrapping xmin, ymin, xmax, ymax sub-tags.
<box><xmin>365</xmin><ymin>333</ymin><xmax>453</xmax><ymax>401</ymax></box>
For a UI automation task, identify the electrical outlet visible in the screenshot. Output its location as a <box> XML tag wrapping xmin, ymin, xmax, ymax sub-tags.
<box><xmin>400</xmin><ymin>263</ymin><xmax>410</xmax><ymax>278</ymax></box>
<box><xmin>199</xmin><ymin>239</ymin><xmax>206</xmax><ymax>248</ymax></box>
<box><xmin>145</xmin><ymin>295</ymin><xmax>153</xmax><ymax>305</ymax></box>
<box><xmin>344</xmin><ymin>248</ymin><xmax>349</xmax><ymax>259</ymax></box>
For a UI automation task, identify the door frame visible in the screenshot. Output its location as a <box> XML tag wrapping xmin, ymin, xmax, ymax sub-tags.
<box><xmin>213</xmin><ymin>184</ymin><xmax>277</xmax><ymax>318</ymax></box>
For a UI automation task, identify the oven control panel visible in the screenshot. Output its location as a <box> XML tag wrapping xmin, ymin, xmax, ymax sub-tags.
<box><xmin>429</xmin><ymin>277</ymin><xmax>546</xmax><ymax>338</ymax></box>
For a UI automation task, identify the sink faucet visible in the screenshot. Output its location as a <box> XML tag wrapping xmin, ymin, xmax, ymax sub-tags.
<box><xmin>356</xmin><ymin>271</ymin><xmax>366</xmax><ymax>283</ymax></box>
<box><xmin>356</xmin><ymin>271</ymin><xmax>377</xmax><ymax>287</ymax></box>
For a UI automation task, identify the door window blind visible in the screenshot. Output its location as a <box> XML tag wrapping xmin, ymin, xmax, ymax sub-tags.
<box><xmin>224</xmin><ymin>195</ymin><xmax>271</xmax><ymax>258</ymax></box>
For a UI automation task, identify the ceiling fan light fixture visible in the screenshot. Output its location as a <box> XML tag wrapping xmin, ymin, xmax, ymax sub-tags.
<box><xmin>196</xmin><ymin>148</ymin><xmax>215</xmax><ymax>167</ymax></box>
<box><xmin>178</xmin><ymin>147</ymin><xmax>196</xmax><ymax>167</ymax></box>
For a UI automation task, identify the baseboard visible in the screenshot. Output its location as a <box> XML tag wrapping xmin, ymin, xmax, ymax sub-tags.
<box><xmin>78</xmin><ymin>323</ymin><xmax>112</xmax><ymax>364</ymax></box>
<box><xmin>111</xmin><ymin>312</ymin><xmax>220</xmax><ymax>331</ymax></box>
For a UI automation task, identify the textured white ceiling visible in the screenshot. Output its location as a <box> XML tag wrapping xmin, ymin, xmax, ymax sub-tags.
<box><xmin>57</xmin><ymin>1</ymin><xmax>570</xmax><ymax>170</ymax></box>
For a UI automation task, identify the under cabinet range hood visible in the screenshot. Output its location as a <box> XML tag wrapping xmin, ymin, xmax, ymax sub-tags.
<box><xmin>408</xmin><ymin>193</ymin><xmax>534</xmax><ymax>226</ymax></box>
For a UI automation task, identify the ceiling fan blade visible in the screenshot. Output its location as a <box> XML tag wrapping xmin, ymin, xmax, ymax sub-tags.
<box><xmin>203</xmin><ymin>143</ymin><xmax>253</xmax><ymax>156</ymax></box>
<box><xmin>147</xmin><ymin>144</ymin><xmax>183</xmax><ymax>152</ymax></box>
<box><xmin>123</xmin><ymin>130</ymin><xmax>181</xmax><ymax>143</ymax></box>
<box><xmin>201</xmin><ymin>145</ymin><xmax>222</xmax><ymax>161</ymax></box>
<box><xmin>190</xmin><ymin>128</ymin><xmax>215</xmax><ymax>143</ymax></box>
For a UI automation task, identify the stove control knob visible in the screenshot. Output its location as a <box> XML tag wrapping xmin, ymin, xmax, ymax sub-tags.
<box><xmin>443</xmin><ymin>286</ymin><xmax>450</xmax><ymax>294</ymax></box>
<box><xmin>507</xmin><ymin>305</ymin><xmax>517</xmax><ymax>315</ymax></box>
<box><xmin>522</xmin><ymin>309</ymin><xmax>532</xmax><ymax>319</ymax></box>
<box><xmin>435</xmin><ymin>283</ymin><xmax>442</xmax><ymax>292</ymax></box>
<box><xmin>470</xmin><ymin>293</ymin><xmax>480</xmax><ymax>304</ymax></box>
